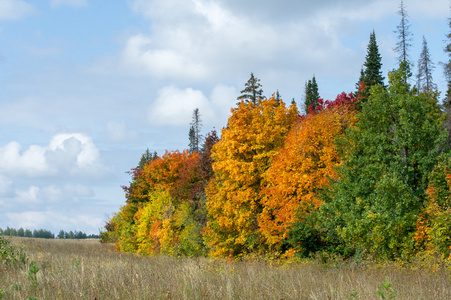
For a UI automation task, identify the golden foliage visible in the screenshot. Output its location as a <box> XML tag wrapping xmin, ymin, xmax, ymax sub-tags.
<box><xmin>260</xmin><ymin>104</ymin><xmax>357</xmax><ymax>250</ymax></box>
<box><xmin>205</xmin><ymin>96</ymin><xmax>299</xmax><ymax>256</ymax></box>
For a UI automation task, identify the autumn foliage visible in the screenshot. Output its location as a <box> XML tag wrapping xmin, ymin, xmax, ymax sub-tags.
<box><xmin>260</xmin><ymin>93</ymin><xmax>357</xmax><ymax>251</ymax></box>
<box><xmin>205</xmin><ymin>96</ymin><xmax>299</xmax><ymax>256</ymax></box>
<box><xmin>105</xmin><ymin>66</ymin><xmax>451</xmax><ymax>261</ymax></box>
<box><xmin>111</xmin><ymin>148</ymin><xmax>214</xmax><ymax>256</ymax></box>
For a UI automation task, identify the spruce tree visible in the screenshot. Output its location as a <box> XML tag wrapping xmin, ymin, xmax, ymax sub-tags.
<box><xmin>363</xmin><ymin>31</ymin><xmax>385</xmax><ymax>87</ymax></box>
<box><xmin>188</xmin><ymin>108</ymin><xmax>202</xmax><ymax>152</ymax></box>
<box><xmin>237</xmin><ymin>73</ymin><xmax>265</xmax><ymax>104</ymax></box>
<box><xmin>137</xmin><ymin>148</ymin><xmax>158</xmax><ymax>171</ymax></box>
<box><xmin>357</xmin><ymin>31</ymin><xmax>385</xmax><ymax>99</ymax></box>
<box><xmin>417</xmin><ymin>36</ymin><xmax>436</xmax><ymax>94</ymax></box>
<box><xmin>275</xmin><ymin>90</ymin><xmax>281</xmax><ymax>104</ymax></box>
<box><xmin>444</xmin><ymin>15</ymin><xmax>451</xmax><ymax>107</ymax></box>
<box><xmin>356</xmin><ymin>67</ymin><xmax>365</xmax><ymax>91</ymax></box>
<box><xmin>304</xmin><ymin>75</ymin><xmax>320</xmax><ymax>114</ymax></box>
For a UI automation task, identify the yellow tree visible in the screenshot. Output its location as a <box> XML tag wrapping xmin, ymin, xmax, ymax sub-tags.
<box><xmin>260</xmin><ymin>93</ymin><xmax>357</xmax><ymax>252</ymax></box>
<box><xmin>205</xmin><ymin>96</ymin><xmax>299</xmax><ymax>257</ymax></box>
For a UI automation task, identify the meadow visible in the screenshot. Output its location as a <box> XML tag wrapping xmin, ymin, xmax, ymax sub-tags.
<box><xmin>0</xmin><ymin>237</ymin><xmax>451</xmax><ymax>299</ymax></box>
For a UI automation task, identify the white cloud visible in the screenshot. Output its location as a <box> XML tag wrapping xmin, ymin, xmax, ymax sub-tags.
<box><xmin>48</xmin><ymin>133</ymin><xmax>100</xmax><ymax>170</ymax></box>
<box><xmin>121</xmin><ymin>0</ymin><xmax>365</xmax><ymax>89</ymax></box>
<box><xmin>148</xmin><ymin>86</ymin><xmax>212</xmax><ymax>126</ymax></box>
<box><xmin>50</xmin><ymin>0</ymin><xmax>87</xmax><ymax>8</ymax></box>
<box><xmin>0</xmin><ymin>133</ymin><xmax>106</xmax><ymax>178</ymax></box>
<box><xmin>122</xmin><ymin>33</ymin><xmax>210</xmax><ymax>80</ymax></box>
<box><xmin>15</xmin><ymin>186</ymin><xmax>40</xmax><ymax>204</ymax></box>
<box><xmin>0</xmin><ymin>142</ymin><xmax>48</xmax><ymax>177</ymax></box>
<box><xmin>0</xmin><ymin>0</ymin><xmax>34</xmax><ymax>20</ymax></box>
<box><xmin>147</xmin><ymin>84</ymin><xmax>238</xmax><ymax>128</ymax></box>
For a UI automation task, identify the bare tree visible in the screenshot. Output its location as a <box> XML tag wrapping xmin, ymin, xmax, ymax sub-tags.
<box><xmin>417</xmin><ymin>36</ymin><xmax>437</xmax><ymax>94</ymax></box>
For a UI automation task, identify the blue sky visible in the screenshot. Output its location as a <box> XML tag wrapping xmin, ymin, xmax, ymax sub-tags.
<box><xmin>0</xmin><ymin>0</ymin><xmax>449</xmax><ymax>235</ymax></box>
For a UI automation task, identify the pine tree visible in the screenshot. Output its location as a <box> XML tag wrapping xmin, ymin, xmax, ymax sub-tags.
<box><xmin>304</xmin><ymin>75</ymin><xmax>320</xmax><ymax>114</ymax></box>
<box><xmin>188</xmin><ymin>108</ymin><xmax>202</xmax><ymax>152</ymax></box>
<box><xmin>444</xmin><ymin>15</ymin><xmax>451</xmax><ymax>107</ymax></box>
<box><xmin>275</xmin><ymin>90</ymin><xmax>281</xmax><ymax>104</ymax></box>
<box><xmin>237</xmin><ymin>73</ymin><xmax>265</xmax><ymax>104</ymax></box>
<box><xmin>356</xmin><ymin>67</ymin><xmax>365</xmax><ymax>91</ymax></box>
<box><xmin>417</xmin><ymin>36</ymin><xmax>437</xmax><ymax>94</ymax></box>
<box><xmin>394</xmin><ymin>0</ymin><xmax>413</xmax><ymax>82</ymax></box>
<box><xmin>357</xmin><ymin>31</ymin><xmax>385</xmax><ymax>100</ymax></box>
<box><xmin>363</xmin><ymin>31</ymin><xmax>385</xmax><ymax>87</ymax></box>
<box><xmin>137</xmin><ymin>148</ymin><xmax>158</xmax><ymax>171</ymax></box>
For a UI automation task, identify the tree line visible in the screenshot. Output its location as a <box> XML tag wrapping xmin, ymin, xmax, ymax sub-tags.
<box><xmin>101</xmin><ymin>1</ymin><xmax>451</xmax><ymax>260</ymax></box>
<box><xmin>0</xmin><ymin>227</ymin><xmax>99</xmax><ymax>239</ymax></box>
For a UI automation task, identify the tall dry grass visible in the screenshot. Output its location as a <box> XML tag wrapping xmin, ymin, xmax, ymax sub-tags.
<box><xmin>0</xmin><ymin>236</ymin><xmax>450</xmax><ymax>299</ymax></box>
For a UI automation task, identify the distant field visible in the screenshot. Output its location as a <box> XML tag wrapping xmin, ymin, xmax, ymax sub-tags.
<box><xmin>1</xmin><ymin>237</ymin><xmax>451</xmax><ymax>299</ymax></box>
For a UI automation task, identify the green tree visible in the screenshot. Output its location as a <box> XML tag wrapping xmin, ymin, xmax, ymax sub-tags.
<box><xmin>24</xmin><ymin>229</ymin><xmax>32</xmax><ymax>238</ymax></box>
<box><xmin>57</xmin><ymin>230</ymin><xmax>65</xmax><ymax>239</ymax></box>
<box><xmin>417</xmin><ymin>36</ymin><xmax>437</xmax><ymax>94</ymax></box>
<box><xmin>237</xmin><ymin>72</ymin><xmax>265</xmax><ymax>104</ymax></box>
<box><xmin>188</xmin><ymin>108</ymin><xmax>202</xmax><ymax>153</ymax></box>
<box><xmin>444</xmin><ymin>15</ymin><xmax>451</xmax><ymax>107</ymax></box>
<box><xmin>137</xmin><ymin>148</ymin><xmax>158</xmax><ymax>171</ymax></box>
<box><xmin>304</xmin><ymin>75</ymin><xmax>320</xmax><ymax>114</ymax></box>
<box><xmin>357</xmin><ymin>31</ymin><xmax>385</xmax><ymax>99</ymax></box>
<box><xmin>17</xmin><ymin>227</ymin><xmax>24</xmax><ymax>237</ymax></box>
<box><xmin>305</xmin><ymin>66</ymin><xmax>446</xmax><ymax>259</ymax></box>
<box><xmin>275</xmin><ymin>90</ymin><xmax>281</xmax><ymax>104</ymax></box>
<box><xmin>10</xmin><ymin>228</ymin><xmax>17</xmax><ymax>236</ymax></box>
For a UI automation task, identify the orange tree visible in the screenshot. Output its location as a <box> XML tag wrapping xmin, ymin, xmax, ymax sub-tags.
<box><xmin>260</xmin><ymin>93</ymin><xmax>357</xmax><ymax>252</ymax></box>
<box><xmin>205</xmin><ymin>96</ymin><xmax>299</xmax><ymax>257</ymax></box>
<box><xmin>414</xmin><ymin>154</ymin><xmax>451</xmax><ymax>258</ymax></box>
<box><xmin>111</xmin><ymin>148</ymin><xmax>216</xmax><ymax>256</ymax></box>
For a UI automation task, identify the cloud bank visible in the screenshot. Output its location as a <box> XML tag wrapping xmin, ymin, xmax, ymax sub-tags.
<box><xmin>0</xmin><ymin>133</ymin><xmax>105</xmax><ymax>178</ymax></box>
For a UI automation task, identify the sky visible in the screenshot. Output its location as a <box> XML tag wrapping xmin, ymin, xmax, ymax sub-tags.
<box><xmin>0</xmin><ymin>0</ymin><xmax>449</xmax><ymax>235</ymax></box>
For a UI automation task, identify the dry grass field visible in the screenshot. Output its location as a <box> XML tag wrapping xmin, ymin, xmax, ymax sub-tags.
<box><xmin>1</xmin><ymin>237</ymin><xmax>451</xmax><ymax>299</ymax></box>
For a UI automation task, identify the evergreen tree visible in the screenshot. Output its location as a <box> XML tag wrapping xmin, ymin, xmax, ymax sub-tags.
<box><xmin>275</xmin><ymin>90</ymin><xmax>281</xmax><ymax>104</ymax></box>
<box><xmin>137</xmin><ymin>148</ymin><xmax>158</xmax><ymax>171</ymax></box>
<box><xmin>237</xmin><ymin>72</ymin><xmax>265</xmax><ymax>104</ymax></box>
<box><xmin>358</xmin><ymin>31</ymin><xmax>385</xmax><ymax>100</ymax></box>
<box><xmin>304</xmin><ymin>75</ymin><xmax>320</xmax><ymax>114</ymax></box>
<box><xmin>356</xmin><ymin>67</ymin><xmax>365</xmax><ymax>91</ymax></box>
<box><xmin>188</xmin><ymin>108</ymin><xmax>202</xmax><ymax>153</ymax></box>
<box><xmin>394</xmin><ymin>0</ymin><xmax>413</xmax><ymax>82</ymax></box>
<box><xmin>444</xmin><ymin>15</ymin><xmax>451</xmax><ymax>107</ymax></box>
<box><xmin>315</xmin><ymin>66</ymin><xmax>445</xmax><ymax>259</ymax></box>
<box><xmin>417</xmin><ymin>36</ymin><xmax>437</xmax><ymax>94</ymax></box>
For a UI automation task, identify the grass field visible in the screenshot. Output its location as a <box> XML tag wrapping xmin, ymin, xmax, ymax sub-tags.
<box><xmin>1</xmin><ymin>237</ymin><xmax>451</xmax><ymax>299</ymax></box>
